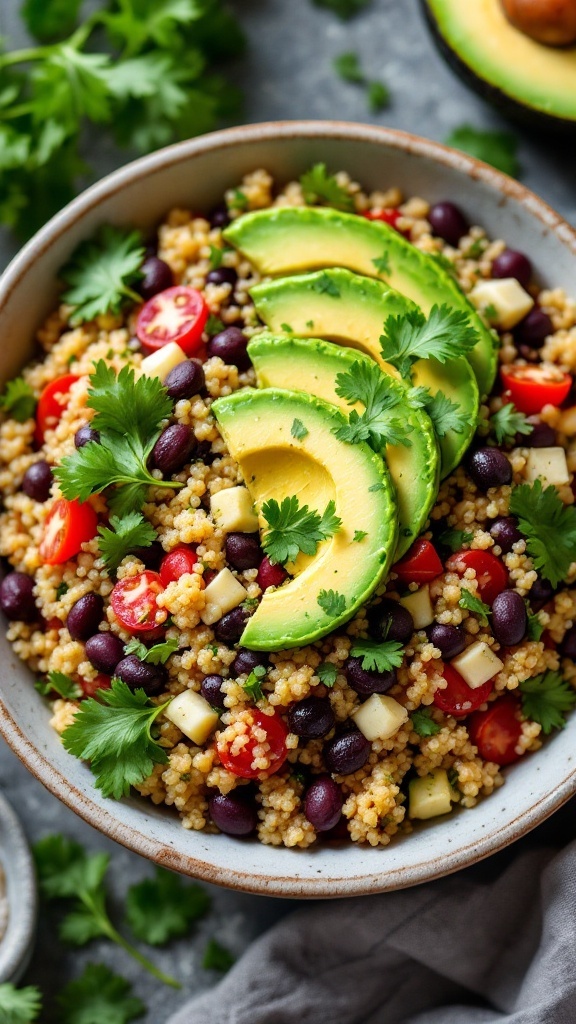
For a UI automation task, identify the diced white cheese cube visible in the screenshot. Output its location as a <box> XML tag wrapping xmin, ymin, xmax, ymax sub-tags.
<box><xmin>451</xmin><ymin>641</ymin><xmax>504</xmax><ymax>690</ymax></box>
<box><xmin>139</xmin><ymin>342</ymin><xmax>188</xmax><ymax>380</ymax></box>
<box><xmin>164</xmin><ymin>689</ymin><xmax>219</xmax><ymax>744</ymax></box>
<box><xmin>210</xmin><ymin>486</ymin><xmax>259</xmax><ymax>534</ymax></box>
<box><xmin>409</xmin><ymin>769</ymin><xmax>453</xmax><ymax>820</ymax></box>
<box><xmin>201</xmin><ymin>567</ymin><xmax>248</xmax><ymax>625</ymax></box>
<box><xmin>525</xmin><ymin>447</ymin><xmax>570</xmax><ymax>487</ymax></box>
<box><xmin>352</xmin><ymin>694</ymin><xmax>408</xmax><ymax>742</ymax></box>
<box><xmin>469</xmin><ymin>278</ymin><xmax>534</xmax><ymax>330</ymax></box>
<box><xmin>399</xmin><ymin>585</ymin><xmax>434</xmax><ymax>629</ymax></box>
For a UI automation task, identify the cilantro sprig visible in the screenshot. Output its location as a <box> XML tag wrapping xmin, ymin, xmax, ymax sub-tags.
<box><xmin>125</xmin><ymin>867</ymin><xmax>210</xmax><ymax>946</ymax></box>
<box><xmin>317</xmin><ymin>589</ymin><xmax>347</xmax><ymax>617</ymax></box>
<box><xmin>459</xmin><ymin>588</ymin><xmax>491</xmax><ymax>625</ymax></box>
<box><xmin>300</xmin><ymin>163</ymin><xmax>355</xmax><ymax>212</ymax></box>
<box><xmin>445</xmin><ymin>125</ymin><xmax>521</xmax><ymax>178</ymax></box>
<box><xmin>317</xmin><ymin>662</ymin><xmax>338</xmax><ymax>686</ymax></box>
<box><xmin>408</xmin><ymin>386</ymin><xmax>468</xmax><ymax>438</ymax></box>
<box><xmin>350</xmin><ymin>638</ymin><xmax>404</xmax><ymax>673</ymax></box>
<box><xmin>438</xmin><ymin>527</ymin><xmax>473</xmax><ymax>552</ymax></box>
<box><xmin>35</xmin><ymin>670</ymin><xmax>82</xmax><ymax>701</ymax></box>
<box><xmin>0</xmin><ymin>377</ymin><xmax>36</xmax><ymax>422</ymax></box>
<box><xmin>124</xmin><ymin>637</ymin><xmax>179</xmax><ymax>665</ymax></box>
<box><xmin>0</xmin><ymin>983</ymin><xmax>42</xmax><ymax>1023</ymax></box>
<box><xmin>97</xmin><ymin>512</ymin><xmax>157</xmax><ymax>574</ymax></box>
<box><xmin>489</xmin><ymin>403</ymin><xmax>532</xmax><ymax>446</ymax></box>
<box><xmin>60</xmin><ymin>227</ymin><xmax>145</xmax><ymax>324</ymax></box>
<box><xmin>520</xmin><ymin>670</ymin><xmax>576</xmax><ymax>734</ymax></box>
<box><xmin>243</xmin><ymin>664</ymin><xmax>266</xmax><ymax>702</ymax></box>
<box><xmin>57</xmin><ymin>964</ymin><xmax>145</xmax><ymax>1024</ymax></box>
<box><xmin>333</xmin><ymin>359</ymin><xmax>413</xmax><ymax>451</ymax></box>
<box><xmin>510</xmin><ymin>480</ymin><xmax>576</xmax><ymax>587</ymax></box>
<box><xmin>261</xmin><ymin>496</ymin><xmax>341</xmax><ymax>566</ymax></box>
<box><xmin>203</xmin><ymin>939</ymin><xmax>236</xmax><ymax>972</ymax></box>
<box><xmin>410</xmin><ymin>707</ymin><xmax>441</xmax><ymax>737</ymax></box>
<box><xmin>380</xmin><ymin>304</ymin><xmax>480</xmax><ymax>380</ymax></box>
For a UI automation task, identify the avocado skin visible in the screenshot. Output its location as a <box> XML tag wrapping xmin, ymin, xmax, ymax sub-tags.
<box><xmin>421</xmin><ymin>0</ymin><xmax>576</xmax><ymax>135</ymax></box>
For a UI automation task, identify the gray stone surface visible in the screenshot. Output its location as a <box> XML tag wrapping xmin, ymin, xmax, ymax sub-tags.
<box><xmin>0</xmin><ymin>0</ymin><xmax>574</xmax><ymax>1018</ymax></box>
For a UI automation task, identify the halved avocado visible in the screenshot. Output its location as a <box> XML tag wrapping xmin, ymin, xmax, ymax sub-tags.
<box><xmin>248</xmin><ymin>334</ymin><xmax>440</xmax><ymax>558</ymax></box>
<box><xmin>212</xmin><ymin>388</ymin><xmax>398</xmax><ymax>651</ymax></box>
<box><xmin>423</xmin><ymin>0</ymin><xmax>576</xmax><ymax>132</ymax></box>
<box><xmin>224</xmin><ymin>205</ymin><xmax>497</xmax><ymax>397</ymax></box>
<box><xmin>250</xmin><ymin>269</ymin><xmax>479</xmax><ymax>479</ymax></box>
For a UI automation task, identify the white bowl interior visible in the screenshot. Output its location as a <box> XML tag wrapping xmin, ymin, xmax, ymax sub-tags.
<box><xmin>1</xmin><ymin>122</ymin><xmax>575</xmax><ymax>897</ymax></box>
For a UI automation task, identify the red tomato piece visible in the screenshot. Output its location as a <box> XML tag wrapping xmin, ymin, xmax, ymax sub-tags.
<box><xmin>136</xmin><ymin>286</ymin><xmax>208</xmax><ymax>356</ymax></box>
<box><xmin>216</xmin><ymin>709</ymin><xmax>288</xmax><ymax>779</ymax></box>
<box><xmin>39</xmin><ymin>498</ymin><xmax>98</xmax><ymax>565</ymax></box>
<box><xmin>110</xmin><ymin>571</ymin><xmax>167</xmax><ymax>633</ymax></box>
<box><xmin>81</xmin><ymin>674</ymin><xmax>112</xmax><ymax>698</ymax></box>
<box><xmin>363</xmin><ymin>209</ymin><xmax>408</xmax><ymax>236</ymax></box>
<box><xmin>35</xmin><ymin>374</ymin><xmax>79</xmax><ymax>446</ymax></box>
<box><xmin>500</xmin><ymin>365</ymin><xmax>572</xmax><ymax>416</ymax></box>
<box><xmin>433</xmin><ymin>663</ymin><xmax>494</xmax><ymax>717</ymax></box>
<box><xmin>393</xmin><ymin>538</ymin><xmax>443</xmax><ymax>585</ymax></box>
<box><xmin>160</xmin><ymin>546</ymin><xmax>200</xmax><ymax>587</ymax></box>
<box><xmin>467</xmin><ymin>697</ymin><xmax>522</xmax><ymax>766</ymax></box>
<box><xmin>446</xmin><ymin>549</ymin><xmax>508</xmax><ymax>606</ymax></box>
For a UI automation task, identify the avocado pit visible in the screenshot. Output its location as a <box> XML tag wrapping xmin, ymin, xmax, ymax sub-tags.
<box><xmin>501</xmin><ymin>0</ymin><xmax>576</xmax><ymax>45</ymax></box>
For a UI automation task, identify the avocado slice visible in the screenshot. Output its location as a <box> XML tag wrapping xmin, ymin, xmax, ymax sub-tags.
<box><xmin>248</xmin><ymin>334</ymin><xmax>439</xmax><ymax>559</ymax></box>
<box><xmin>212</xmin><ymin>388</ymin><xmax>398</xmax><ymax>651</ymax></box>
<box><xmin>423</xmin><ymin>0</ymin><xmax>576</xmax><ymax>131</ymax></box>
<box><xmin>224</xmin><ymin>206</ymin><xmax>497</xmax><ymax>397</ymax></box>
<box><xmin>250</xmin><ymin>269</ymin><xmax>479</xmax><ymax>479</ymax></box>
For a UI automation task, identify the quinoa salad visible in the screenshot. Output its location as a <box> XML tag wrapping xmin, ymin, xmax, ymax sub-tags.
<box><xmin>1</xmin><ymin>164</ymin><xmax>576</xmax><ymax>850</ymax></box>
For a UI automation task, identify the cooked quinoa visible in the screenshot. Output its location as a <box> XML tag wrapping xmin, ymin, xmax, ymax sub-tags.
<box><xmin>1</xmin><ymin>165</ymin><xmax>576</xmax><ymax>849</ymax></box>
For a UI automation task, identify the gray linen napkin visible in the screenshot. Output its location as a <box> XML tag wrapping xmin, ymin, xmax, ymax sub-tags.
<box><xmin>168</xmin><ymin>826</ymin><xmax>576</xmax><ymax>1024</ymax></box>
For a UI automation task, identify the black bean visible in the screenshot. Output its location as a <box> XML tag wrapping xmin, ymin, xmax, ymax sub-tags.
<box><xmin>209</xmin><ymin>203</ymin><xmax>231</xmax><ymax>229</ymax></box>
<box><xmin>468</xmin><ymin>447</ymin><xmax>512</xmax><ymax>490</ymax></box>
<box><xmin>22</xmin><ymin>460</ymin><xmax>52</xmax><ymax>502</ymax></box>
<box><xmin>428</xmin><ymin>202</ymin><xmax>469</xmax><ymax>246</ymax></box>
<box><xmin>524</xmin><ymin>422</ymin><xmax>556</xmax><ymax>448</ymax></box>
<box><xmin>139</xmin><ymin>256</ymin><xmax>173</xmax><ymax>300</ymax></box>
<box><xmin>114</xmin><ymin>655</ymin><xmax>167</xmax><ymax>696</ymax></box>
<box><xmin>201</xmin><ymin>674</ymin><xmax>226</xmax><ymax>708</ymax></box>
<box><xmin>0</xmin><ymin>572</ymin><xmax>37</xmax><ymax>622</ymax></box>
<box><xmin>67</xmin><ymin>593</ymin><xmax>104</xmax><ymax>640</ymax></box>
<box><xmin>514</xmin><ymin>307</ymin><xmax>553</xmax><ymax>349</ymax></box>
<box><xmin>561</xmin><ymin>626</ymin><xmax>576</xmax><ymax>659</ymax></box>
<box><xmin>164</xmin><ymin>359</ymin><xmax>206</xmax><ymax>401</ymax></box>
<box><xmin>491</xmin><ymin>590</ymin><xmax>527</xmax><ymax>647</ymax></box>
<box><xmin>304</xmin><ymin>775</ymin><xmax>343</xmax><ymax>832</ymax></box>
<box><xmin>209</xmin><ymin>792</ymin><xmax>257</xmax><ymax>836</ymax></box>
<box><xmin>151</xmin><ymin>424</ymin><xmax>196</xmax><ymax>476</ymax></box>
<box><xmin>492</xmin><ymin>249</ymin><xmax>532</xmax><ymax>289</ymax></box>
<box><xmin>231</xmin><ymin>649</ymin><xmax>269</xmax><ymax>676</ymax></box>
<box><xmin>194</xmin><ymin>440</ymin><xmax>215</xmax><ymax>464</ymax></box>
<box><xmin>426</xmin><ymin>622</ymin><xmax>466</xmax><ymax>659</ymax></box>
<box><xmin>213</xmin><ymin>606</ymin><xmax>249</xmax><ymax>644</ymax></box>
<box><xmin>367</xmin><ymin>598</ymin><xmax>414</xmax><ymax>643</ymax></box>
<box><xmin>74</xmin><ymin>424</ymin><xmax>100</xmax><ymax>449</ymax></box>
<box><xmin>529</xmin><ymin>576</ymin><xmax>555</xmax><ymax>611</ymax></box>
<box><xmin>207</xmin><ymin>327</ymin><xmax>251</xmax><ymax>371</ymax></box>
<box><xmin>206</xmin><ymin>267</ymin><xmax>238</xmax><ymax>288</ymax></box>
<box><xmin>85</xmin><ymin>632</ymin><xmax>126</xmax><ymax>675</ymax></box>
<box><xmin>490</xmin><ymin>516</ymin><xmax>522</xmax><ymax>553</ymax></box>
<box><xmin>287</xmin><ymin>697</ymin><xmax>335</xmax><ymax>739</ymax></box>
<box><xmin>131</xmin><ymin>541</ymin><xmax>164</xmax><ymax>572</ymax></box>
<box><xmin>345</xmin><ymin>657</ymin><xmax>396</xmax><ymax>695</ymax></box>
<box><xmin>225</xmin><ymin>533</ymin><xmax>263</xmax><ymax>571</ymax></box>
<box><xmin>325</xmin><ymin>728</ymin><xmax>371</xmax><ymax>775</ymax></box>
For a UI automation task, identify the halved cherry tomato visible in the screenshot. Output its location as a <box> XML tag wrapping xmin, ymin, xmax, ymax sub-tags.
<box><xmin>39</xmin><ymin>498</ymin><xmax>98</xmax><ymax>565</ymax></box>
<box><xmin>500</xmin><ymin>365</ymin><xmax>572</xmax><ymax>416</ymax></box>
<box><xmin>433</xmin><ymin>663</ymin><xmax>494</xmax><ymax>717</ymax></box>
<box><xmin>136</xmin><ymin>286</ymin><xmax>208</xmax><ymax>355</ymax></box>
<box><xmin>35</xmin><ymin>374</ymin><xmax>79</xmax><ymax>446</ymax></box>
<box><xmin>446</xmin><ymin>549</ymin><xmax>508</xmax><ymax>605</ymax></box>
<box><xmin>110</xmin><ymin>571</ymin><xmax>167</xmax><ymax>633</ymax></box>
<box><xmin>363</xmin><ymin>208</ymin><xmax>409</xmax><ymax>236</ymax></box>
<box><xmin>160</xmin><ymin>546</ymin><xmax>200</xmax><ymax>587</ymax></box>
<box><xmin>393</xmin><ymin>538</ymin><xmax>443</xmax><ymax>585</ymax></box>
<box><xmin>467</xmin><ymin>697</ymin><xmax>522</xmax><ymax>766</ymax></box>
<box><xmin>80</xmin><ymin>674</ymin><xmax>112</xmax><ymax>698</ymax></box>
<box><xmin>216</xmin><ymin>709</ymin><xmax>288</xmax><ymax>779</ymax></box>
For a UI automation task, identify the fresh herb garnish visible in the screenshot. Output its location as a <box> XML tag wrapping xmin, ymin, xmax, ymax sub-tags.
<box><xmin>438</xmin><ymin>527</ymin><xmax>473</xmax><ymax>552</ymax></box>
<box><xmin>333</xmin><ymin>359</ymin><xmax>413</xmax><ymax>452</ymax></box>
<box><xmin>61</xmin><ymin>678</ymin><xmax>171</xmax><ymax>799</ymax></box>
<box><xmin>350</xmin><ymin>638</ymin><xmax>404</xmax><ymax>673</ymax></box>
<box><xmin>242</xmin><ymin>664</ymin><xmax>266</xmax><ymax>702</ymax></box>
<box><xmin>372</xmin><ymin>251</ymin><xmax>391</xmax><ymax>275</ymax></box>
<box><xmin>317</xmin><ymin>589</ymin><xmax>347</xmax><ymax>617</ymax></box>
<box><xmin>0</xmin><ymin>983</ymin><xmax>42</xmax><ymax>1023</ymax></box>
<box><xmin>58</xmin><ymin>963</ymin><xmax>145</xmax><ymax>1024</ymax></box>
<box><xmin>353</xmin><ymin>530</ymin><xmax>368</xmax><ymax>542</ymax></box>
<box><xmin>312</xmin><ymin>0</ymin><xmax>372</xmax><ymax>17</ymax></box>
<box><xmin>56</xmin><ymin>581</ymin><xmax>69</xmax><ymax>599</ymax></box>
<box><xmin>526</xmin><ymin>611</ymin><xmax>544</xmax><ymax>642</ymax></box>
<box><xmin>510</xmin><ymin>479</ymin><xmax>576</xmax><ymax>587</ymax></box>
<box><xmin>312</xmin><ymin>272</ymin><xmax>342</xmax><ymax>297</ymax></box>
<box><xmin>445</xmin><ymin>125</ymin><xmax>521</xmax><ymax>178</ymax></box>
<box><xmin>459</xmin><ymin>588</ymin><xmax>490</xmax><ymax>624</ymax></box>
<box><xmin>203</xmin><ymin>938</ymin><xmax>236</xmax><ymax>972</ymax></box>
<box><xmin>0</xmin><ymin>377</ymin><xmax>36</xmax><ymax>422</ymax></box>
<box><xmin>408</xmin><ymin>385</ymin><xmax>468</xmax><ymax>438</ymax></box>
<box><xmin>35</xmin><ymin>671</ymin><xmax>82</xmax><ymax>701</ymax></box>
<box><xmin>300</xmin><ymin>163</ymin><xmax>354</xmax><ymax>212</ymax></box>
<box><xmin>280</xmin><ymin>323</ymin><xmax>294</xmax><ymax>333</ymax></box>
<box><xmin>124</xmin><ymin>637</ymin><xmax>179</xmax><ymax>665</ymax></box>
<box><xmin>519</xmin><ymin>670</ymin><xmax>576</xmax><ymax>734</ymax></box>
<box><xmin>291</xmin><ymin>418</ymin><xmax>309</xmax><ymax>440</ymax></box>
<box><xmin>317</xmin><ymin>662</ymin><xmax>338</xmax><ymax>686</ymax></box>
<box><xmin>97</xmin><ymin>512</ymin><xmax>156</xmax><ymax>574</ymax></box>
<box><xmin>208</xmin><ymin>244</ymin><xmax>223</xmax><ymax>269</ymax></box>
<box><xmin>60</xmin><ymin>227</ymin><xmax>144</xmax><ymax>325</ymax></box>
<box><xmin>484</xmin><ymin>303</ymin><xmax>498</xmax><ymax>321</ymax></box>
<box><xmin>489</xmin><ymin>403</ymin><xmax>532</xmax><ymax>446</ymax></box>
<box><xmin>55</xmin><ymin>361</ymin><xmax>178</xmax><ymax>516</ymax></box>
<box><xmin>368</xmin><ymin>80</ymin><xmax>390</xmax><ymax>112</ymax></box>
<box><xmin>261</xmin><ymin>496</ymin><xmax>341</xmax><ymax>566</ymax></box>
<box><xmin>125</xmin><ymin>867</ymin><xmax>210</xmax><ymax>946</ymax></box>
<box><xmin>410</xmin><ymin>708</ymin><xmax>441</xmax><ymax>737</ymax></box>
<box><xmin>333</xmin><ymin>51</ymin><xmax>364</xmax><ymax>83</ymax></box>
<box><xmin>380</xmin><ymin>304</ymin><xmax>480</xmax><ymax>380</ymax></box>
<box><xmin>205</xmin><ymin>314</ymin><xmax>226</xmax><ymax>337</ymax></box>
<box><xmin>228</xmin><ymin>189</ymin><xmax>248</xmax><ymax>212</ymax></box>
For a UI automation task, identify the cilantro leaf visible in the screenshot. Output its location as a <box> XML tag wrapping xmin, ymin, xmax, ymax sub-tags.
<box><xmin>291</xmin><ymin>418</ymin><xmax>309</xmax><ymax>440</ymax></box>
<box><xmin>61</xmin><ymin>679</ymin><xmax>171</xmax><ymax>799</ymax></box>
<box><xmin>125</xmin><ymin>867</ymin><xmax>210</xmax><ymax>946</ymax></box>
<box><xmin>410</xmin><ymin>708</ymin><xmax>441</xmax><ymax>737</ymax></box>
<box><xmin>36</xmin><ymin>671</ymin><xmax>82</xmax><ymax>701</ymax></box>
<box><xmin>102</xmin><ymin>0</ymin><xmax>202</xmax><ymax>57</ymax></box>
<box><xmin>489</xmin><ymin>403</ymin><xmax>532</xmax><ymax>446</ymax></box>
<box><xmin>423</xmin><ymin>390</ymin><xmax>469</xmax><ymax>438</ymax></box>
<box><xmin>0</xmin><ymin>983</ymin><xmax>42</xmax><ymax>1023</ymax></box>
<box><xmin>510</xmin><ymin>480</ymin><xmax>576</xmax><ymax>587</ymax></box>
<box><xmin>445</xmin><ymin>125</ymin><xmax>521</xmax><ymax>178</ymax></box>
<box><xmin>124</xmin><ymin>637</ymin><xmax>179</xmax><ymax>665</ymax></box>
<box><xmin>243</xmin><ymin>664</ymin><xmax>266</xmax><ymax>702</ymax></box>
<box><xmin>60</xmin><ymin>226</ymin><xmax>144</xmax><ymax>325</ymax></box>
<box><xmin>317</xmin><ymin>662</ymin><xmax>338</xmax><ymax>686</ymax></box>
<box><xmin>22</xmin><ymin>0</ymin><xmax>83</xmax><ymax>41</ymax></box>
<box><xmin>333</xmin><ymin>359</ymin><xmax>412</xmax><ymax>451</ymax></box>
<box><xmin>527</xmin><ymin>611</ymin><xmax>544</xmax><ymax>642</ymax></box>
<box><xmin>317</xmin><ymin>589</ymin><xmax>347</xmax><ymax>617</ymax></box>
<box><xmin>56</xmin><ymin>582</ymin><xmax>69</xmax><ymax>599</ymax></box>
<box><xmin>58</xmin><ymin>964</ymin><xmax>145</xmax><ymax>1024</ymax></box>
<box><xmin>300</xmin><ymin>164</ymin><xmax>354</xmax><ymax>212</ymax></box>
<box><xmin>459</xmin><ymin>588</ymin><xmax>491</xmax><ymax>624</ymax></box>
<box><xmin>208</xmin><ymin>244</ymin><xmax>223</xmax><ymax>269</ymax></box>
<box><xmin>333</xmin><ymin>52</ymin><xmax>364</xmax><ymax>83</ymax></box>
<box><xmin>312</xmin><ymin>0</ymin><xmax>372</xmax><ymax>17</ymax></box>
<box><xmin>349</xmin><ymin>638</ymin><xmax>404</xmax><ymax>673</ymax></box>
<box><xmin>203</xmin><ymin>939</ymin><xmax>235</xmax><ymax>972</ymax></box>
<box><xmin>372</xmin><ymin>251</ymin><xmax>391</xmax><ymax>275</ymax></box>
<box><xmin>438</xmin><ymin>528</ymin><xmax>473</xmax><ymax>552</ymax></box>
<box><xmin>261</xmin><ymin>496</ymin><xmax>341</xmax><ymax>566</ymax></box>
<box><xmin>205</xmin><ymin>314</ymin><xmax>225</xmax><ymax>337</ymax></box>
<box><xmin>380</xmin><ymin>304</ymin><xmax>480</xmax><ymax>380</ymax></box>
<box><xmin>520</xmin><ymin>670</ymin><xmax>576</xmax><ymax>734</ymax></box>
<box><xmin>368</xmin><ymin>80</ymin><xmax>390</xmax><ymax>112</ymax></box>
<box><xmin>0</xmin><ymin>377</ymin><xmax>36</xmax><ymax>422</ymax></box>
<box><xmin>353</xmin><ymin>530</ymin><xmax>368</xmax><ymax>542</ymax></box>
<box><xmin>312</xmin><ymin>272</ymin><xmax>341</xmax><ymax>297</ymax></box>
<box><xmin>98</xmin><ymin>512</ymin><xmax>157</xmax><ymax>574</ymax></box>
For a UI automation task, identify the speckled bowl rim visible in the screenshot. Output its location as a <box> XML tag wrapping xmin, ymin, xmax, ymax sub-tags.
<box><xmin>1</xmin><ymin>121</ymin><xmax>576</xmax><ymax>898</ymax></box>
<box><xmin>0</xmin><ymin>792</ymin><xmax>37</xmax><ymax>983</ymax></box>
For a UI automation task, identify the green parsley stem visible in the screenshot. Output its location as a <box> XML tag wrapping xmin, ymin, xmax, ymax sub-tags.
<box><xmin>0</xmin><ymin>102</ymin><xmax>37</xmax><ymax>120</ymax></box>
<box><xmin>123</xmin><ymin>285</ymin><xmax>146</xmax><ymax>305</ymax></box>
<box><xmin>0</xmin><ymin>46</ymin><xmax>53</xmax><ymax>68</ymax></box>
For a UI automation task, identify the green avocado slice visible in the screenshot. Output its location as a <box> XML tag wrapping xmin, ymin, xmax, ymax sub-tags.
<box><xmin>248</xmin><ymin>334</ymin><xmax>440</xmax><ymax>559</ymax></box>
<box><xmin>250</xmin><ymin>268</ymin><xmax>479</xmax><ymax>479</ymax></box>
<box><xmin>224</xmin><ymin>205</ymin><xmax>497</xmax><ymax>397</ymax></box>
<box><xmin>212</xmin><ymin>387</ymin><xmax>398</xmax><ymax>651</ymax></box>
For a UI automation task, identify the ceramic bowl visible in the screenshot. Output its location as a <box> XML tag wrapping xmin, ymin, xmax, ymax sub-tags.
<box><xmin>0</xmin><ymin>793</ymin><xmax>37</xmax><ymax>982</ymax></box>
<box><xmin>1</xmin><ymin>122</ymin><xmax>576</xmax><ymax>898</ymax></box>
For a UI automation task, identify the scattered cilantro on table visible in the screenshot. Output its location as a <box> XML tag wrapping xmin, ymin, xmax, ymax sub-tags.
<box><xmin>520</xmin><ymin>671</ymin><xmax>576</xmax><ymax>734</ymax></box>
<box><xmin>380</xmin><ymin>304</ymin><xmax>480</xmax><ymax>380</ymax></box>
<box><xmin>243</xmin><ymin>664</ymin><xmax>267</xmax><ymax>702</ymax></box>
<box><xmin>0</xmin><ymin>378</ymin><xmax>36</xmax><ymax>422</ymax></box>
<box><xmin>408</xmin><ymin>386</ymin><xmax>468</xmax><ymax>438</ymax></box>
<box><xmin>97</xmin><ymin>512</ymin><xmax>157</xmax><ymax>574</ymax></box>
<box><xmin>510</xmin><ymin>480</ymin><xmax>576</xmax><ymax>587</ymax></box>
<box><xmin>489</xmin><ymin>403</ymin><xmax>532</xmax><ymax>446</ymax></box>
<box><xmin>445</xmin><ymin>125</ymin><xmax>521</xmax><ymax>178</ymax></box>
<box><xmin>410</xmin><ymin>708</ymin><xmax>441</xmax><ymax>737</ymax></box>
<box><xmin>125</xmin><ymin>867</ymin><xmax>211</xmax><ymax>946</ymax></box>
<box><xmin>261</xmin><ymin>495</ymin><xmax>341</xmax><ymax>566</ymax></box>
<box><xmin>350</xmin><ymin>638</ymin><xmax>404</xmax><ymax>673</ymax></box>
<box><xmin>317</xmin><ymin>589</ymin><xmax>347</xmax><ymax>617</ymax></box>
<box><xmin>35</xmin><ymin>670</ymin><xmax>82</xmax><ymax>700</ymax></box>
<box><xmin>333</xmin><ymin>52</ymin><xmax>364</xmax><ymax>83</ymax></box>
<box><xmin>58</xmin><ymin>963</ymin><xmax>145</xmax><ymax>1024</ymax></box>
<box><xmin>124</xmin><ymin>637</ymin><xmax>179</xmax><ymax>664</ymax></box>
<box><xmin>317</xmin><ymin>662</ymin><xmax>338</xmax><ymax>686</ymax></box>
<box><xmin>368</xmin><ymin>80</ymin><xmax>390</xmax><ymax>112</ymax></box>
<box><xmin>459</xmin><ymin>588</ymin><xmax>491</xmax><ymax>624</ymax></box>
<box><xmin>0</xmin><ymin>982</ymin><xmax>42</xmax><ymax>1023</ymax></box>
<box><xmin>60</xmin><ymin>227</ymin><xmax>145</xmax><ymax>324</ymax></box>
<box><xmin>438</xmin><ymin>527</ymin><xmax>473</xmax><ymax>552</ymax></box>
<box><xmin>203</xmin><ymin>938</ymin><xmax>236</xmax><ymax>972</ymax></box>
<box><xmin>333</xmin><ymin>359</ymin><xmax>413</xmax><ymax>452</ymax></box>
<box><xmin>300</xmin><ymin>164</ymin><xmax>355</xmax><ymax>212</ymax></box>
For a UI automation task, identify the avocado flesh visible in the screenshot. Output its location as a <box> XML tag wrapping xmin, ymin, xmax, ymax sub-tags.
<box><xmin>425</xmin><ymin>0</ymin><xmax>576</xmax><ymax>124</ymax></box>
<box><xmin>250</xmin><ymin>269</ymin><xmax>479</xmax><ymax>479</ymax></box>
<box><xmin>224</xmin><ymin>206</ymin><xmax>497</xmax><ymax>398</ymax></box>
<box><xmin>248</xmin><ymin>334</ymin><xmax>439</xmax><ymax>559</ymax></box>
<box><xmin>212</xmin><ymin>388</ymin><xmax>398</xmax><ymax>651</ymax></box>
